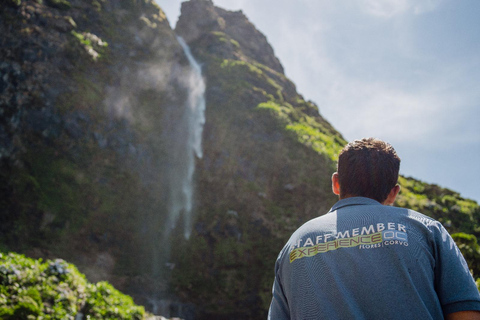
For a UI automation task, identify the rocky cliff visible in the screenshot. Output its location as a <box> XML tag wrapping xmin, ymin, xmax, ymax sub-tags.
<box><xmin>1</xmin><ymin>0</ymin><xmax>193</xmax><ymax>313</ymax></box>
<box><xmin>1</xmin><ymin>0</ymin><xmax>479</xmax><ymax>319</ymax></box>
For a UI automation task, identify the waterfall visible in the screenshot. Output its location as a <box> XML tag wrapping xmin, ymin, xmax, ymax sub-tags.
<box><xmin>148</xmin><ymin>36</ymin><xmax>205</xmax><ymax>318</ymax></box>
<box><xmin>168</xmin><ymin>36</ymin><xmax>205</xmax><ymax>239</ymax></box>
<box><xmin>164</xmin><ymin>36</ymin><xmax>205</xmax><ymax>240</ymax></box>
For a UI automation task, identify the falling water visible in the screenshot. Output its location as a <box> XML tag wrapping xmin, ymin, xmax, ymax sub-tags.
<box><xmin>149</xmin><ymin>36</ymin><xmax>205</xmax><ymax>318</ymax></box>
<box><xmin>166</xmin><ymin>36</ymin><xmax>206</xmax><ymax>239</ymax></box>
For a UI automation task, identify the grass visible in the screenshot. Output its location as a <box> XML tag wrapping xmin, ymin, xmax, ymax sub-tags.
<box><xmin>256</xmin><ymin>100</ymin><xmax>345</xmax><ymax>161</ymax></box>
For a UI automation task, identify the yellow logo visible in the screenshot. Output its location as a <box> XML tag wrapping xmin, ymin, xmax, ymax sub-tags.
<box><xmin>289</xmin><ymin>232</ymin><xmax>383</xmax><ymax>263</ymax></box>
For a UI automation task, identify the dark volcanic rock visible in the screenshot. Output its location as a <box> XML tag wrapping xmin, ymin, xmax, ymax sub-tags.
<box><xmin>0</xmin><ymin>0</ymin><xmax>191</xmax><ymax>316</ymax></box>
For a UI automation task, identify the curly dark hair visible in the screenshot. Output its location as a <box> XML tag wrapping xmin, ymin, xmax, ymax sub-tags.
<box><xmin>337</xmin><ymin>138</ymin><xmax>401</xmax><ymax>203</ymax></box>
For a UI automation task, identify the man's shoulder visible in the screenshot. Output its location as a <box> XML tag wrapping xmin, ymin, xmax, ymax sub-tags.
<box><xmin>291</xmin><ymin>212</ymin><xmax>337</xmax><ymax>236</ymax></box>
<box><xmin>391</xmin><ymin>205</ymin><xmax>440</xmax><ymax>226</ymax></box>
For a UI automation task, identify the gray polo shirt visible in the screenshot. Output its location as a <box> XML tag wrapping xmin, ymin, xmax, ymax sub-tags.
<box><xmin>268</xmin><ymin>197</ymin><xmax>480</xmax><ymax>319</ymax></box>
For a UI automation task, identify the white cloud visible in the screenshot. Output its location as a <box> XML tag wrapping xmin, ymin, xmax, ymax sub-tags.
<box><xmin>413</xmin><ymin>0</ymin><xmax>443</xmax><ymax>14</ymax></box>
<box><xmin>309</xmin><ymin>75</ymin><xmax>449</xmax><ymax>146</ymax></box>
<box><xmin>359</xmin><ymin>0</ymin><xmax>442</xmax><ymax>18</ymax></box>
<box><xmin>360</xmin><ymin>0</ymin><xmax>410</xmax><ymax>18</ymax></box>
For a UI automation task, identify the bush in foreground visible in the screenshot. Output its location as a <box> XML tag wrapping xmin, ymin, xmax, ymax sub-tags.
<box><xmin>0</xmin><ymin>252</ymin><xmax>144</xmax><ymax>319</ymax></box>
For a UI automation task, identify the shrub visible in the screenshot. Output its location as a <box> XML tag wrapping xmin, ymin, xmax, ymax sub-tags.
<box><xmin>0</xmin><ymin>252</ymin><xmax>145</xmax><ymax>319</ymax></box>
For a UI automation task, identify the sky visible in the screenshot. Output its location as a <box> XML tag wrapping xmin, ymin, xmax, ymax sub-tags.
<box><xmin>160</xmin><ymin>0</ymin><xmax>480</xmax><ymax>203</ymax></box>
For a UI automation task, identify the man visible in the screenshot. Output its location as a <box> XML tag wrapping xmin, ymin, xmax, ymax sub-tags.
<box><xmin>268</xmin><ymin>138</ymin><xmax>480</xmax><ymax>319</ymax></box>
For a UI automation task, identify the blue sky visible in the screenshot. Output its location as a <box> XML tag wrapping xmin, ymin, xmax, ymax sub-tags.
<box><xmin>160</xmin><ymin>0</ymin><xmax>480</xmax><ymax>202</ymax></box>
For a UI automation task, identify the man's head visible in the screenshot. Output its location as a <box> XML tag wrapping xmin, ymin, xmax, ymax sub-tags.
<box><xmin>332</xmin><ymin>137</ymin><xmax>401</xmax><ymax>204</ymax></box>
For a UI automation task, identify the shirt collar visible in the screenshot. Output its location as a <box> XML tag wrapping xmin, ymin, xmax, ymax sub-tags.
<box><xmin>329</xmin><ymin>196</ymin><xmax>382</xmax><ymax>212</ymax></box>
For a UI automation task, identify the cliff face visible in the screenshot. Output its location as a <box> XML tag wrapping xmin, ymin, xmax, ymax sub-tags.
<box><xmin>1</xmin><ymin>0</ymin><xmax>479</xmax><ymax>319</ymax></box>
<box><xmin>0</xmin><ymin>0</ymin><xmax>193</xmax><ymax>310</ymax></box>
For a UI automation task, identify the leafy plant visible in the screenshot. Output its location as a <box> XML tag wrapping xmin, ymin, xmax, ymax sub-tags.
<box><xmin>0</xmin><ymin>252</ymin><xmax>145</xmax><ymax>319</ymax></box>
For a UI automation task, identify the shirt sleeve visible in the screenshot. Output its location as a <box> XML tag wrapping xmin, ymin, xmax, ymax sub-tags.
<box><xmin>432</xmin><ymin>222</ymin><xmax>480</xmax><ymax>314</ymax></box>
<box><xmin>268</xmin><ymin>255</ymin><xmax>290</xmax><ymax>320</ymax></box>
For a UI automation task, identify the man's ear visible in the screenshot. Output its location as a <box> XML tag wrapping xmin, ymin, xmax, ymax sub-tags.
<box><xmin>383</xmin><ymin>184</ymin><xmax>401</xmax><ymax>205</ymax></box>
<box><xmin>332</xmin><ymin>172</ymin><xmax>340</xmax><ymax>196</ymax></box>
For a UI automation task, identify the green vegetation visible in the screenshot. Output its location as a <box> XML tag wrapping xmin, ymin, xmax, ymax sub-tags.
<box><xmin>396</xmin><ymin>176</ymin><xmax>480</xmax><ymax>236</ymax></box>
<box><xmin>396</xmin><ymin>176</ymin><xmax>480</xmax><ymax>282</ymax></box>
<box><xmin>214</xmin><ymin>58</ymin><xmax>346</xmax><ymax>162</ymax></box>
<box><xmin>452</xmin><ymin>233</ymin><xmax>480</xmax><ymax>277</ymax></box>
<box><xmin>219</xmin><ymin>59</ymin><xmax>284</xmax><ymax>100</ymax></box>
<box><xmin>71</xmin><ymin>31</ymin><xmax>108</xmax><ymax>62</ymax></box>
<box><xmin>212</xmin><ymin>32</ymin><xmax>240</xmax><ymax>49</ymax></box>
<box><xmin>257</xmin><ymin>100</ymin><xmax>346</xmax><ymax>161</ymax></box>
<box><xmin>0</xmin><ymin>252</ymin><xmax>144</xmax><ymax>319</ymax></box>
